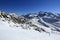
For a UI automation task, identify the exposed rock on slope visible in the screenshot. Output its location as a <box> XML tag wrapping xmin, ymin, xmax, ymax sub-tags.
<box><xmin>0</xmin><ymin>11</ymin><xmax>60</xmax><ymax>33</ymax></box>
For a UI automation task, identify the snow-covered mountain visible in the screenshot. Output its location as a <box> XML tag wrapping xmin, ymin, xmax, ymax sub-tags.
<box><xmin>24</xmin><ymin>11</ymin><xmax>60</xmax><ymax>32</ymax></box>
<box><xmin>0</xmin><ymin>11</ymin><xmax>60</xmax><ymax>32</ymax></box>
<box><xmin>0</xmin><ymin>11</ymin><xmax>60</xmax><ymax>40</ymax></box>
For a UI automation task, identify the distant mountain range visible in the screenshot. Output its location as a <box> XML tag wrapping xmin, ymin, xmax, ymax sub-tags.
<box><xmin>0</xmin><ymin>10</ymin><xmax>60</xmax><ymax>33</ymax></box>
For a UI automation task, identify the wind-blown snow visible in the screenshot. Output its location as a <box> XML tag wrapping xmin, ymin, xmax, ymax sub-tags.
<box><xmin>0</xmin><ymin>20</ymin><xmax>60</xmax><ymax>40</ymax></box>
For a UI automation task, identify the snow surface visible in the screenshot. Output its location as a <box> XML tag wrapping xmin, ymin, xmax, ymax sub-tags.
<box><xmin>0</xmin><ymin>20</ymin><xmax>60</xmax><ymax>40</ymax></box>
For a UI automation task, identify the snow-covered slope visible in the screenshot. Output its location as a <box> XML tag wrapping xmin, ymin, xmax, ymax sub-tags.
<box><xmin>0</xmin><ymin>11</ymin><xmax>60</xmax><ymax>40</ymax></box>
<box><xmin>24</xmin><ymin>11</ymin><xmax>60</xmax><ymax>32</ymax></box>
<box><xmin>0</xmin><ymin>20</ymin><xmax>60</xmax><ymax>40</ymax></box>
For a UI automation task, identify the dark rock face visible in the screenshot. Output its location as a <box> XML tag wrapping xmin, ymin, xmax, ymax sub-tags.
<box><xmin>0</xmin><ymin>11</ymin><xmax>27</xmax><ymax>24</ymax></box>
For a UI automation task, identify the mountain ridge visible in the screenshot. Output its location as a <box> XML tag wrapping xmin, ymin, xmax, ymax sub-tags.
<box><xmin>0</xmin><ymin>10</ymin><xmax>60</xmax><ymax>33</ymax></box>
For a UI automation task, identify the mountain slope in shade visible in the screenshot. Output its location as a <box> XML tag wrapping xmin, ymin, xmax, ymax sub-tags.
<box><xmin>24</xmin><ymin>11</ymin><xmax>60</xmax><ymax>32</ymax></box>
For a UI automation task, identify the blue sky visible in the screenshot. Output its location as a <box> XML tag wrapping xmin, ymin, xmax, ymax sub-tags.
<box><xmin>0</xmin><ymin>0</ymin><xmax>60</xmax><ymax>15</ymax></box>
